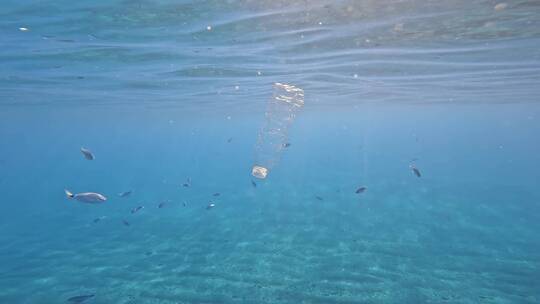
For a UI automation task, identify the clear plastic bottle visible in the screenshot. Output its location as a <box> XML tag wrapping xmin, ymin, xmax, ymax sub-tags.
<box><xmin>252</xmin><ymin>83</ymin><xmax>304</xmax><ymax>179</ymax></box>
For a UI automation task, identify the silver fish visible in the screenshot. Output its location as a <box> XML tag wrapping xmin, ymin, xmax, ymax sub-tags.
<box><xmin>65</xmin><ymin>189</ymin><xmax>106</xmax><ymax>204</ymax></box>
<box><xmin>131</xmin><ymin>206</ymin><xmax>144</xmax><ymax>214</ymax></box>
<box><xmin>80</xmin><ymin>147</ymin><xmax>95</xmax><ymax>160</ymax></box>
<box><xmin>410</xmin><ymin>165</ymin><xmax>422</xmax><ymax>177</ymax></box>
<box><xmin>118</xmin><ymin>191</ymin><xmax>132</xmax><ymax>198</ymax></box>
<box><xmin>67</xmin><ymin>294</ymin><xmax>95</xmax><ymax>303</ymax></box>
<box><xmin>182</xmin><ymin>177</ymin><xmax>192</xmax><ymax>188</ymax></box>
<box><xmin>355</xmin><ymin>186</ymin><xmax>367</xmax><ymax>194</ymax></box>
<box><xmin>93</xmin><ymin>216</ymin><xmax>106</xmax><ymax>223</ymax></box>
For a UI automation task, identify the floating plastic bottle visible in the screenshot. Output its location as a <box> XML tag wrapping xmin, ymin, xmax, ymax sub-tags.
<box><xmin>252</xmin><ymin>83</ymin><xmax>304</xmax><ymax>179</ymax></box>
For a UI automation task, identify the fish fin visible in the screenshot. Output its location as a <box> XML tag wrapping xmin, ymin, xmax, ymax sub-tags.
<box><xmin>65</xmin><ymin>189</ymin><xmax>74</xmax><ymax>198</ymax></box>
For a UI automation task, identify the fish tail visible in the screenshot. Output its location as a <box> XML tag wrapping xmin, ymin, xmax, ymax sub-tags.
<box><xmin>64</xmin><ymin>189</ymin><xmax>74</xmax><ymax>199</ymax></box>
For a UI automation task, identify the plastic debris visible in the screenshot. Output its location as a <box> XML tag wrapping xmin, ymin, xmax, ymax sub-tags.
<box><xmin>251</xmin><ymin>83</ymin><xmax>304</xmax><ymax>179</ymax></box>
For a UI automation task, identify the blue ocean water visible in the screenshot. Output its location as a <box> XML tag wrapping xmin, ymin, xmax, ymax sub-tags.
<box><xmin>1</xmin><ymin>0</ymin><xmax>540</xmax><ymax>303</ymax></box>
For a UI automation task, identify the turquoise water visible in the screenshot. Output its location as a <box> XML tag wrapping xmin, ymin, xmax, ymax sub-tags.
<box><xmin>1</xmin><ymin>1</ymin><xmax>540</xmax><ymax>303</ymax></box>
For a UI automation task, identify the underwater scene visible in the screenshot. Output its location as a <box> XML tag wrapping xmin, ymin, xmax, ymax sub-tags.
<box><xmin>1</xmin><ymin>0</ymin><xmax>540</xmax><ymax>303</ymax></box>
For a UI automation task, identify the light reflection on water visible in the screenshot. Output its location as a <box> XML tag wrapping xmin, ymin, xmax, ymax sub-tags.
<box><xmin>1</xmin><ymin>0</ymin><xmax>539</xmax><ymax>107</ymax></box>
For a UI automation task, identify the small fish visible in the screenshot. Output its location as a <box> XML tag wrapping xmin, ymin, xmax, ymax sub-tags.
<box><xmin>65</xmin><ymin>189</ymin><xmax>106</xmax><ymax>204</ymax></box>
<box><xmin>67</xmin><ymin>294</ymin><xmax>94</xmax><ymax>303</ymax></box>
<box><xmin>206</xmin><ymin>202</ymin><xmax>215</xmax><ymax>210</ymax></box>
<box><xmin>315</xmin><ymin>196</ymin><xmax>323</xmax><ymax>201</ymax></box>
<box><xmin>118</xmin><ymin>191</ymin><xmax>132</xmax><ymax>198</ymax></box>
<box><xmin>93</xmin><ymin>216</ymin><xmax>106</xmax><ymax>223</ymax></box>
<box><xmin>131</xmin><ymin>206</ymin><xmax>144</xmax><ymax>214</ymax></box>
<box><xmin>282</xmin><ymin>142</ymin><xmax>291</xmax><ymax>148</ymax></box>
<box><xmin>251</xmin><ymin>180</ymin><xmax>257</xmax><ymax>188</ymax></box>
<box><xmin>182</xmin><ymin>201</ymin><xmax>187</xmax><ymax>207</ymax></box>
<box><xmin>410</xmin><ymin>165</ymin><xmax>422</xmax><ymax>177</ymax></box>
<box><xmin>80</xmin><ymin>147</ymin><xmax>94</xmax><ymax>160</ymax></box>
<box><xmin>355</xmin><ymin>187</ymin><xmax>367</xmax><ymax>194</ymax></box>
<box><xmin>19</xmin><ymin>27</ymin><xmax>29</xmax><ymax>32</ymax></box>
<box><xmin>118</xmin><ymin>190</ymin><xmax>131</xmax><ymax>197</ymax></box>
<box><xmin>182</xmin><ymin>177</ymin><xmax>192</xmax><ymax>187</ymax></box>
<box><xmin>213</xmin><ymin>193</ymin><xmax>220</xmax><ymax>197</ymax></box>
<box><xmin>122</xmin><ymin>220</ymin><xmax>130</xmax><ymax>226</ymax></box>
<box><xmin>227</xmin><ymin>137</ymin><xmax>233</xmax><ymax>143</ymax></box>
<box><xmin>158</xmin><ymin>202</ymin><xmax>166</xmax><ymax>208</ymax></box>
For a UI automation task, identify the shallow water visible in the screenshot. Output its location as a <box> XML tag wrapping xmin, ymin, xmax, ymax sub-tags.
<box><xmin>1</xmin><ymin>1</ymin><xmax>540</xmax><ymax>303</ymax></box>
